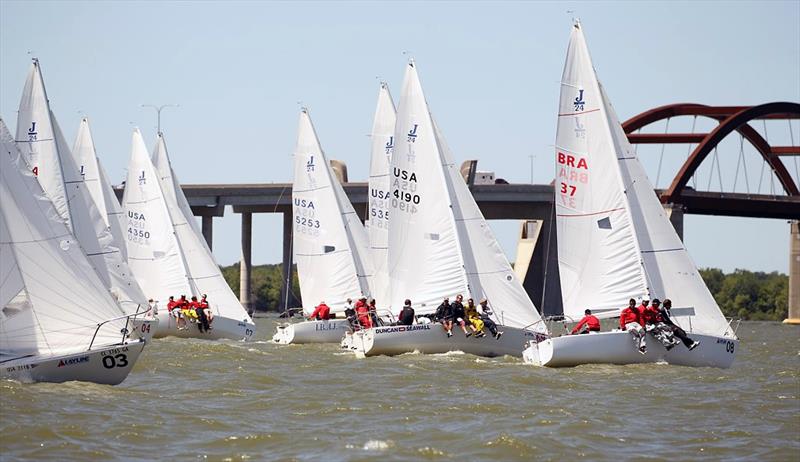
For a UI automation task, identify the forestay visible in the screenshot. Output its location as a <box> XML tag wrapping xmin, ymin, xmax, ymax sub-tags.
<box><xmin>292</xmin><ymin>109</ymin><xmax>373</xmax><ymax>314</ymax></box>
<box><xmin>1</xmin><ymin>118</ymin><xmax>127</xmax><ymax>357</ymax></box>
<box><xmin>366</xmin><ymin>83</ymin><xmax>397</xmax><ymax>306</ymax></box>
<box><xmin>15</xmin><ymin>59</ymin><xmax>147</xmax><ymax>316</ymax></box>
<box><xmin>388</xmin><ymin>62</ymin><xmax>544</xmax><ymax>331</ymax></box>
<box><xmin>555</xmin><ymin>23</ymin><xmax>732</xmax><ymax>337</ymax></box>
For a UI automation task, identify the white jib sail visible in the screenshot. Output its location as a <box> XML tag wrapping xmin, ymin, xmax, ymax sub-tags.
<box><xmin>556</xmin><ymin>23</ymin><xmax>732</xmax><ymax>337</ymax></box>
<box><xmin>292</xmin><ymin>109</ymin><xmax>373</xmax><ymax>314</ymax></box>
<box><xmin>15</xmin><ymin>59</ymin><xmax>147</xmax><ymax>316</ymax></box>
<box><xmin>72</xmin><ymin>117</ymin><xmax>128</xmax><ymax>260</ymax></box>
<box><xmin>388</xmin><ymin>61</ymin><xmax>543</xmax><ymax>329</ymax></box>
<box><xmin>367</xmin><ymin>83</ymin><xmax>397</xmax><ymax>307</ymax></box>
<box><xmin>151</xmin><ymin>134</ymin><xmax>203</xmax><ymax>237</ymax></box>
<box><xmin>1</xmin><ymin>118</ymin><xmax>128</xmax><ymax>357</ymax></box>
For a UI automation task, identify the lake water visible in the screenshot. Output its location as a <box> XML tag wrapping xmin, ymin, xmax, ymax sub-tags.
<box><xmin>1</xmin><ymin>319</ymin><xmax>798</xmax><ymax>461</ymax></box>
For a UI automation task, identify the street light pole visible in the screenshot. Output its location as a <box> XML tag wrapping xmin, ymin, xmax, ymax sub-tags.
<box><xmin>140</xmin><ymin>103</ymin><xmax>179</xmax><ymax>135</ymax></box>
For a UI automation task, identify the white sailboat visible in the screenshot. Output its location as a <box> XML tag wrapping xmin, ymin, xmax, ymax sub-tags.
<box><xmin>351</xmin><ymin>62</ymin><xmax>548</xmax><ymax>358</ymax></box>
<box><xmin>273</xmin><ymin>108</ymin><xmax>375</xmax><ymax>344</ymax></box>
<box><xmin>123</xmin><ymin>130</ymin><xmax>256</xmax><ymax>341</ymax></box>
<box><xmin>14</xmin><ymin>59</ymin><xmax>154</xmax><ymax>341</ymax></box>
<box><xmin>366</xmin><ymin>82</ymin><xmax>397</xmax><ymax>307</ymax></box>
<box><xmin>522</xmin><ymin>22</ymin><xmax>738</xmax><ymax>368</ymax></box>
<box><xmin>1</xmin><ymin>118</ymin><xmax>147</xmax><ymax>385</ymax></box>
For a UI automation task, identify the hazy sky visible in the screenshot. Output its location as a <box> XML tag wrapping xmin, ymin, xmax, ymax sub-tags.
<box><xmin>1</xmin><ymin>1</ymin><xmax>798</xmax><ymax>273</ymax></box>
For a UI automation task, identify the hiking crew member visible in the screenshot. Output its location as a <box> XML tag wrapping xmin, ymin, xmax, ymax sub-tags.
<box><xmin>620</xmin><ymin>298</ymin><xmax>646</xmax><ymax>354</ymax></box>
<box><xmin>185</xmin><ymin>296</ymin><xmax>201</xmax><ymax>323</ymax></box>
<box><xmin>435</xmin><ymin>297</ymin><xmax>454</xmax><ymax>337</ymax></box>
<box><xmin>147</xmin><ymin>298</ymin><xmax>158</xmax><ymax>317</ymax></box>
<box><xmin>660</xmin><ymin>299</ymin><xmax>700</xmax><ymax>351</ymax></box>
<box><xmin>309</xmin><ymin>301</ymin><xmax>331</xmax><ymax>321</ymax></box>
<box><xmin>355</xmin><ymin>297</ymin><xmax>372</xmax><ymax>329</ymax></box>
<box><xmin>479</xmin><ymin>299</ymin><xmax>503</xmax><ymax>340</ymax></box>
<box><xmin>465</xmin><ymin>298</ymin><xmax>485</xmax><ymax>337</ymax></box>
<box><xmin>368</xmin><ymin>299</ymin><xmax>381</xmax><ymax>327</ymax></box>
<box><xmin>646</xmin><ymin>299</ymin><xmax>680</xmax><ymax>350</ymax></box>
<box><xmin>344</xmin><ymin>298</ymin><xmax>357</xmax><ymax>330</ymax></box>
<box><xmin>451</xmin><ymin>294</ymin><xmax>471</xmax><ymax>337</ymax></box>
<box><xmin>196</xmin><ymin>294</ymin><xmax>211</xmax><ymax>333</ymax></box>
<box><xmin>571</xmin><ymin>309</ymin><xmax>601</xmax><ymax>334</ymax></box>
<box><xmin>397</xmin><ymin>299</ymin><xmax>415</xmax><ymax>326</ymax></box>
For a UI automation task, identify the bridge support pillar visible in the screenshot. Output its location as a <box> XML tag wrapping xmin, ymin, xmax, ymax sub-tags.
<box><xmin>663</xmin><ymin>204</ymin><xmax>684</xmax><ymax>241</ymax></box>
<box><xmin>279</xmin><ymin>211</ymin><xmax>295</xmax><ymax>314</ymax></box>
<box><xmin>785</xmin><ymin>220</ymin><xmax>800</xmax><ymax>324</ymax></box>
<box><xmin>201</xmin><ymin>215</ymin><xmax>213</xmax><ymax>251</ymax></box>
<box><xmin>517</xmin><ymin>219</ymin><xmax>563</xmax><ymax>318</ymax></box>
<box><xmin>240</xmin><ymin>212</ymin><xmax>253</xmax><ymax>315</ymax></box>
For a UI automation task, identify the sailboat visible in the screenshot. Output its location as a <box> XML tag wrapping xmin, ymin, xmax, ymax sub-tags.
<box><xmin>1</xmin><ymin>118</ymin><xmax>147</xmax><ymax>385</ymax></box>
<box><xmin>122</xmin><ymin>130</ymin><xmax>256</xmax><ymax>341</ymax></box>
<box><xmin>522</xmin><ymin>22</ymin><xmax>738</xmax><ymax>368</ymax></box>
<box><xmin>351</xmin><ymin>61</ymin><xmax>549</xmax><ymax>358</ymax></box>
<box><xmin>273</xmin><ymin>108</ymin><xmax>375</xmax><ymax>344</ymax></box>
<box><xmin>14</xmin><ymin>59</ymin><xmax>154</xmax><ymax>341</ymax></box>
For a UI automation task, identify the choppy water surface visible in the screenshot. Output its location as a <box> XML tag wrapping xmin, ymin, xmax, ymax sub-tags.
<box><xmin>1</xmin><ymin>319</ymin><xmax>798</xmax><ymax>461</ymax></box>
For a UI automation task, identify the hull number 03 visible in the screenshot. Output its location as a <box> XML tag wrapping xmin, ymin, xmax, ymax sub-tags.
<box><xmin>102</xmin><ymin>354</ymin><xmax>129</xmax><ymax>369</ymax></box>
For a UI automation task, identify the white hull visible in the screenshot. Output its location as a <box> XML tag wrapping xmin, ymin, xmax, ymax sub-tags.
<box><xmin>153</xmin><ymin>312</ymin><xmax>255</xmax><ymax>341</ymax></box>
<box><xmin>349</xmin><ymin>323</ymin><xmax>546</xmax><ymax>358</ymax></box>
<box><xmin>272</xmin><ymin>319</ymin><xmax>351</xmax><ymax>344</ymax></box>
<box><xmin>522</xmin><ymin>330</ymin><xmax>737</xmax><ymax>368</ymax></box>
<box><xmin>130</xmin><ymin>317</ymin><xmax>158</xmax><ymax>343</ymax></box>
<box><xmin>0</xmin><ymin>340</ymin><xmax>147</xmax><ymax>385</ymax></box>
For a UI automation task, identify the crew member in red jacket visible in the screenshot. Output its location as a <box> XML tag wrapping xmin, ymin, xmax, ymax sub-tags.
<box><xmin>355</xmin><ymin>297</ymin><xmax>372</xmax><ymax>329</ymax></box>
<box><xmin>308</xmin><ymin>301</ymin><xmax>331</xmax><ymax>321</ymax></box>
<box><xmin>620</xmin><ymin>298</ymin><xmax>646</xmax><ymax>354</ymax></box>
<box><xmin>195</xmin><ymin>294</ymin><xmax>212</xmax><ymax>333</ymax></box>
<box><xmin>571</xmin><ymin>309</ymin><xmax>601</xmax><ymax>334</ymax></box>
<box><xmin>167</xmin><ymin>295</ymin><xmax>187</xmax><ymax>330</ymax></box>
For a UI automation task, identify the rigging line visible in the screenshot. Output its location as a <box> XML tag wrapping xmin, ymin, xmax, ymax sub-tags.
<box><xmin>733</xmin><ymin>134</ymin><xmax>743</xmax><ymax>192</ymax></box>
<box><xmin>655</xmin><ymin>118</ymin><xmax>669</xmax><ymax>188</ymax></box>
<box><xmin>688</xmin><ymin>115</ymin><xmax>698</xmax><ymax>189</ymax></box>
<box><xmin>706</xmin><ymin>146</ymin><xmax>716</xmax><ymax>191</ymax></box>
<box><xmin>714</xmin><ymin>146</ymin><xmax>724</xmax><ymax>192</ymax></box>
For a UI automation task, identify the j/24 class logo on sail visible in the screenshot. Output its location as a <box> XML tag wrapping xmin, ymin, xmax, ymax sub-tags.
<box><xmin>391</xmin><ymin>168</ymin><xmax>420</xmax><ymax>214</ymax></box>
<box><xmin>127</xmin><ymin>211</ymin><xmax>151</xmax><ymax>244</ymax></box>
<box><xmin>574</xmin><ymin>89</ymin><xmax>586</xmax><ymax>111</ymax></box>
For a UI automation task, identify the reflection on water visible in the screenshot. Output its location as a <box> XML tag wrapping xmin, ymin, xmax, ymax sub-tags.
<box><xmin>1</xmin><ymin>319</ymin><xmax>797</xmax><ymax>461</ymax></box>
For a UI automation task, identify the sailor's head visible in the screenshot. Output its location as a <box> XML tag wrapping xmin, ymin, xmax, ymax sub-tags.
<box><xmin>320</xmin><ymin>300</ymin><xmax>325</xmax><ymax>305</ymax></box>
<box><xmin>169</xmin><ymin>296</ymin><xmax>174</xmax><ymax>301</ymax></box>
<box><xmin>641</xmin><ymin>297</ymin><xmax>650</xmax><ymax>306</ymax></box>
<box><xmin>180</xmin><ymin>294</ymin><xmax>187</xmax><ymax>300</ymax></box>
<box><xmin>663</xmin><ymin>299</ymin><xmax>672</xmax><ymax>309</ymax></box>
<box><xmin>443</xmin><ymin>297</ymin><xmax>449</xmax><ymax>303</ymax></box>
<box><xmin>404</xmin><ymin>299</ymin><xmax>411</xmax><ymax>306</ymax></box>
<box><xmin>347</xmin><ymin>298</ymin><xmax>352</xmax><ymax>304</ymax></box>
<box><xmin>369</xmin><ymin>299</ymin><xmax>376</xmax><ymax>306</ymax></box>
<box><xmin>584</xmin><ymin>309</ymin><xmax>592</xmax><ymax>315</ymax></box>
<box><xmin>191</xmin><ymin>296</ymin><xmax>198</xmax><ymax>301</ymax></box>
<box><xmin>651</xmin><ymin>299</ymin><xmax>661</xmax><ymax>307</ymax></box>
<box><xmin>360</xmin><ymin>296</ymin><xmax>367</xmax><ymax>301</ymax></box>
<box><xmin>456</xmin><ymin>294</ymin><xmax>463</xmax><ymax>302</ymax></box>
<box><xmin>202</xmin><ymin>294</ymin><xmax>207</xmax><ymax>300</ymax></box>
<box><xmin>628</xmin><ymin>298</ymin><xmax>636</xmax><ymax>307</ymax></box>
<box><xmin>479</xmin><ymin>298</ymin><xmax>488</xmax><ymax>306</ymax></box>
<box><xmin>149</xmin><ymin>298</ymin><xmax>154</xmax><ymax>303</ymax></box>
<box><xmin>468</xmin><ymin>298</ymin><xmax>474</xmax><ymax>306</ymax></box>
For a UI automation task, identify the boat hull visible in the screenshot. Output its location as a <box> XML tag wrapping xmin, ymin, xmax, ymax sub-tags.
<box><xmin>350</xmin><ymin>323</ymin><xmax>545</xmax><ymax>358</ymax></box>
<box><xmin>272</xmin><ymin>319</ymin><xmax>351</xmax><ymax>344</ymax></box>
<box><xmin>522</xmin><ymin>330</ymin><xmax>737</xmax><ymax>368</ymax></box>
<box><xmin>0</xmin><ymin>340</ymin><xmax>147</xmax><ymax>385</ymax></box>
<box><xmin>154</xmin><ymin>312</ymin><xmax>255</xmax><ymax>341</ymax></box>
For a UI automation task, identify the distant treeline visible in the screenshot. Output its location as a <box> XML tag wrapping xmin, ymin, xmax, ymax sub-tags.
<box><xmin>220</xmin><ymin>263</ymin><xmax>300</xmax><ymax>312</ymax></box>
<box><xmin>699</xmin><ymin>268</ymin><xmax>789</xmax><ymax>321</ymax></box>
<box><xmin>220</xmin><ymin>263</ymin><xmax>789</xmax><ymax>319</ymax></box>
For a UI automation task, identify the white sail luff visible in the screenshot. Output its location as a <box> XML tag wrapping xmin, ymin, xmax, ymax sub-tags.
<box><xmin>367</xmin><ymin>83</ymin><xmax>397</xmax><ymax>306</ymax></box>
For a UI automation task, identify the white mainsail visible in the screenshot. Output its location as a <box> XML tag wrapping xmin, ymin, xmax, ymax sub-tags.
<box><xmin>1</xmin><ymin>117</ymin><xmax>127</xmax><ymax>357</ymax></box>
<box><xmin>15</xmin><ymin>59</ymin><xmax>147</xmax><ymax>315</ymax></box>
<box><xmin>388</xmin><ymin>62</ymin><xmax>544</xmax><ymax>331</ymax></box>
<box><xmin>555</xmin><ymin>23</ymin><xmax>732</xmax><ymax>337</ymax></box>
<box><xmin>292</xmin><ymin>109</ymin><xmax>373</xmax><ymax>314</ymax></box>
<box><xmin>72</xmin><ymin>117</ymin><xmax>128</xmax><ymax>260</ymax></box>
<box><xmin>366</xmin><ymin>83</ymin><xmax>397</xmax><ymax>306</ymax></box>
